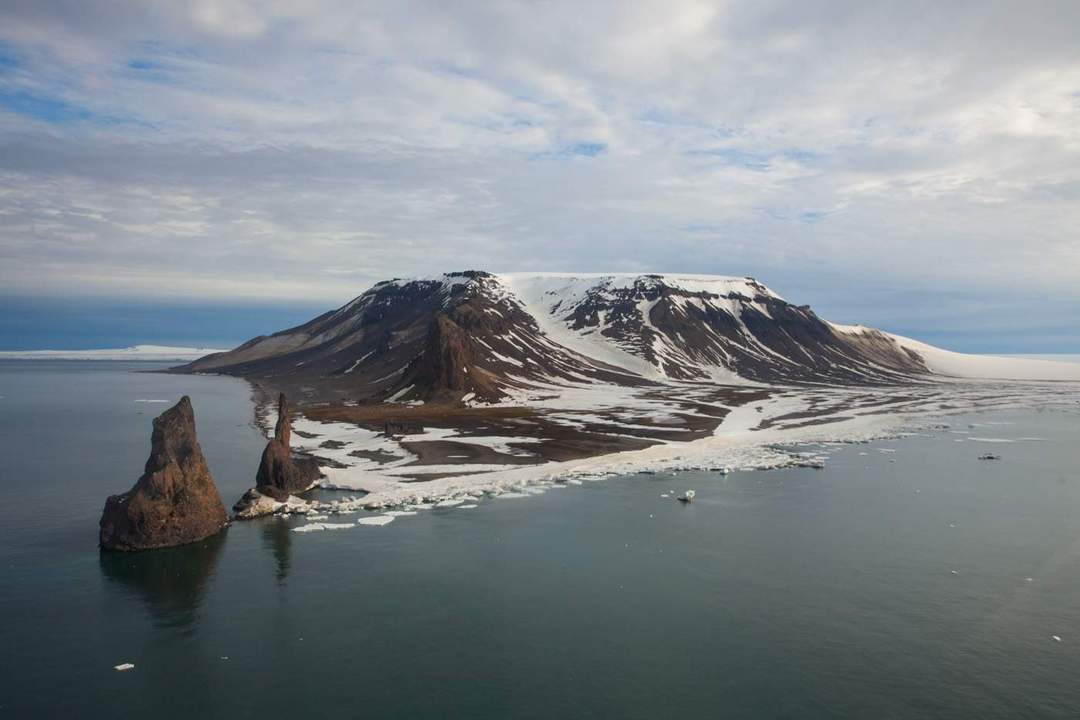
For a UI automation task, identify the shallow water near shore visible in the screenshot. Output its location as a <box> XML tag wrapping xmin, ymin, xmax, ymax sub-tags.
<box><xmin>2</xmin><ymin>360</ymin><xmax>1080</xmax><ymax>718</ymax></box>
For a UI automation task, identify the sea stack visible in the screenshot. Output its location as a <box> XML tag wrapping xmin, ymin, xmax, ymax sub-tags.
<box><xmin>100</xmin><ymin>396</ymin><xmax>229</xmax><ymax>551</ymax></box>
<box><xmin>233</xmin><ymin>394</ymin><xmax>320</xmax><ymax>519</ymax></box>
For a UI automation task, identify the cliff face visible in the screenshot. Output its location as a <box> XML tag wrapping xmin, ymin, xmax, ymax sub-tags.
<box><xmin>100</xmin><ymin>396</ymin><xmax>229</xmax><ymax>552</ymax></box>
<box><xmin>252</xmin><ymin>393</ymin><xmax>321</xmax><ymax>502</ymax></box>
<box><xmin>395</xmin><ymin>312</ymin><xmax>503</xmax><ymax>403</ymax></box>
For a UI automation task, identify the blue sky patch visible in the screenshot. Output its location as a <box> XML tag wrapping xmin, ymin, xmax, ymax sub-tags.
<box><xmin>127</xmin><ymin>59</ymin><xmax>161</xmax><ymax>71</ymax></box>
<box><xmin>799</xmin><ymin>210</ymin><xmax>828</xmax><ymax>223</ymax></box>
<box><xmin>0</xmin><ymin>90</ymin><xmax>93</xmax><ymax>123</ymax></box>
<box><xmin>686</xmin><ymin>147</ymin><xmax>770</xmax><ymax>171</ymax></box>
<box><xmin>565</xmin><ymin>142</ymin><xmax>606</xmax><ymax>157</ymax></box>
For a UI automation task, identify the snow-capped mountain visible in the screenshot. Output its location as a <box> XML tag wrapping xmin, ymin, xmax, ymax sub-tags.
<box><xmin>500</xmin><ymin>273</ymin><xmax>926</xmax><ymax>384</ymax></box>
<box><xmin>176</xmin><ymin>271</ymin><xmax>1076</xmax><ymax>402</ymax></box>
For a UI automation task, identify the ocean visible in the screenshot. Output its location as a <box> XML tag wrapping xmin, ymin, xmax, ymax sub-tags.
<box><xmin>1</xmin><ymin>360</ymin><xmax>1079</xmax><ymax>719</ymax></box>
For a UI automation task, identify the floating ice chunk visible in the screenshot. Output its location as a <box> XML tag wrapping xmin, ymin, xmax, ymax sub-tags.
<box><xmin>1026</xmin><ymin>577</ymin><xmax>1035</xmax><ymax>583</ymax></box>
<box><xmin>114</xmin><ymin>663</ymin><xmax>135</xmax><ymax>671</ymax></box>
<box><xmin>306</xmin><ymin>514</ymin><xmax>328</xmax><ymax>520</ymax></box>
<box><xmin>879</xmin><ymin>449</ymin><xmax>896</xmax><ymax>453</ymax></box>
<box><xmin>1052</xmin><ymin>635</ymin><xmax>1062</xmax><ymax>642</ymax></box>
<box><xmin>357</xmin><ymin>515</ymin><xmax>395</xmax><ymax>526</ymax></box>
<box><xmin>458</xmin><ymin>504</ymin><xmax>479</xmax><ymax>509</ymax></box>
<box><xmin>498</xmin><ymin>492</ymin><xmax>530</xmax><ymax>499</ymax></box>
<box><xmin>383</xmin><ymin>510</ymin><xmax>417</xmax><ymax>517</ymax></box>
<box><xmin>436</xmin><ymin>498</ymin><xmax>465</xmax><ymax>507</ymax></box>
<box><xmin>293</xmin><ymin>522</ymin><xmax>354</xmax><ymax>532</ymax></box>
<box><xmin>950</xmin><ymin>570</ymin><xmax>958</xmax><ymax>575</ymax></box>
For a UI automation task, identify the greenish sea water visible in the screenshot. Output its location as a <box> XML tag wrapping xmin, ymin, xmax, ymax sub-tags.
<box><xmin>1</xmin><ymin>360</ymin><xmax>1079</xmax><ymax>719</ymax></box>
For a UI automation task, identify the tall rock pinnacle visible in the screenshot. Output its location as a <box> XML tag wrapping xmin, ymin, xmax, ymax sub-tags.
<box><xmin>100</xmin><ymin>396</ymin><xmax>229</xmax><ymax>551</ymax></box>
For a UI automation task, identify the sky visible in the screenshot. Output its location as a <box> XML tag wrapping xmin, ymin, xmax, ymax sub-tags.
<box><xmin>0</xmin><ymin>1</ymin><xmax>1078</xmax><ymax>351</ymax></box>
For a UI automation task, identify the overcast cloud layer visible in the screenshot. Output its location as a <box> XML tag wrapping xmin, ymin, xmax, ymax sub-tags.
<box><xmin>1</xmin><ymin>1</ymin><xmax>1078</xmax><ymax>348</ymax></box>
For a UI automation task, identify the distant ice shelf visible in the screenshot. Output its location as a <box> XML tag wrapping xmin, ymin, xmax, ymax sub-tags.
<box><xmin>0</xmin><ymin>345</ymin><xmax>224</xmax><ymax>361</ymax></box>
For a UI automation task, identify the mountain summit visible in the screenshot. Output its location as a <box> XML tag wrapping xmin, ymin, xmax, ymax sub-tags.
<box><xmin>178</xmin><ymin>271</ymin><xmax>935</xmax><ymax>403</ymax></box>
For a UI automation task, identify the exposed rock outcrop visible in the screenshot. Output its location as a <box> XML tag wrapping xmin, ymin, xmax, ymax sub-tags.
<box><xmin>100</xmin><ymin>396</ymin><xmax>229</xmax><ymax>551</ymax></box>
<box><xmin>233</xmin><ymin>394</ymin><xmax>321</xmax><ymax>519</ymax></box>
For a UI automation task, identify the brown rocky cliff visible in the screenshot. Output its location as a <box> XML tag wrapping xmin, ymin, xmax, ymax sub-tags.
<box><xmin>252</xmin><ymin>393</ymin><xmax>321</xmax><ymax>502</ymax></box>
<box><xmin>99</xmin><ymin>396</ymin><xmax>229</xmax><ymax>551</ymax></box>
<box><xmin>397</xmin><ymin>312</ymin><xmax>503</xmax><ymax>403</ymax></box>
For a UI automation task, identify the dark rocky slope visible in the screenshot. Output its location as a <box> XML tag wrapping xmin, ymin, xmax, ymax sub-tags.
<box><xmin>542</xmin><ymin>274</ymin><xmax>927</xmax><ymax>383</ymax></box>
<box><xmin>177</xmin><ymin>271</ymin><xmax>644</xmax><ymax>404</ymax></box>
<box><xmin>99</xmin><ymin>396</ymin><xmax>229</xmax><ymax>551</ymax></box>
<box><xmin>175</xmin><ymin>271</ymin><xmax>930</xmax><ymax>404</ymax></box>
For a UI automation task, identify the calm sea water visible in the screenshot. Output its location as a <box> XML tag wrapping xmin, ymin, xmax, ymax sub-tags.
<box><xmin>1</xmin><ymin>360</ymin><xmax>1079</xmax><ymax>719</ymax></box>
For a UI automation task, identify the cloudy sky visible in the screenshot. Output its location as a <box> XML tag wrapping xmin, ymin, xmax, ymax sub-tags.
<box><xmin>1</xmin><ymin>1</ymin><xmax>1078</xmax><ymax>350</ymax></box>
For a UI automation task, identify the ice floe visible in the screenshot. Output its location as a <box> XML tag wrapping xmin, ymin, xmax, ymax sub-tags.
<box><xmin>357</xmin><ymin>515</ymin><xmax>395</xmax><ymax>526</ymax></box>
<box><xmin>292</xmin><ymin>522</ymin><xmax>355</xmax><ymax>533</ymax></box>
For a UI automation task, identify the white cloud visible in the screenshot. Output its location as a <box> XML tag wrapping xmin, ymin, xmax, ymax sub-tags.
<box><xmin>0</xmin><ymin>0</ymin><xmax>1078</xmax><ymax>345</ymax></box>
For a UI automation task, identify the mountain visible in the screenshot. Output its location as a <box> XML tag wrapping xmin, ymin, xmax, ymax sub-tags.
<box><xmin>176</xmin><ymin>271</ymin><xmax>952</xmax><ymax>403</ymax></box>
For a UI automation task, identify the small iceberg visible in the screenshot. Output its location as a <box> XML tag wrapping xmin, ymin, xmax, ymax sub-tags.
<box><xmin>293</xmin><ymin>522</ymin><xmax>354</xmax><ymax>533</ymax></box>
<box><xmin>357</xmin><ymin>515</ymin><xmax>395</xmax><ymax>526</ymax></box>
<box><xmin>114</xmin><ymin>663</ymin><xmax>135</xmax><ymax>672</ymax></box>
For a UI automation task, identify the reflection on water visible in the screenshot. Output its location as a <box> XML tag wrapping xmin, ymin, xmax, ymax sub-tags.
<box><xmin>98</xmin><ymin>530</ymin><xmax>227</xmax><ymax>629</ymax></box>
<box><xmin>259</xmin><ymin>517</ymin><xmax>292</xmax><ymax>582</ymax></box>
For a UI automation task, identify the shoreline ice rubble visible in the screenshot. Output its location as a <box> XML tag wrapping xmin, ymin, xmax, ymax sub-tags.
<box><xmin>277</xmin><ymin>378</ymin><xmax>1080</xmax><ymax>534</ymax></box>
